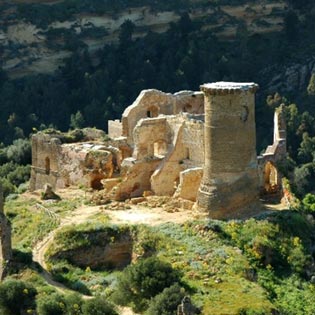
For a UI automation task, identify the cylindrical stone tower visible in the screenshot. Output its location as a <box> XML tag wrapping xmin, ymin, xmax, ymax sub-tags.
<box><xmin>197</xmin><ymin>82</ymin><xmax>259</xmax><ymax>219</ymax></box>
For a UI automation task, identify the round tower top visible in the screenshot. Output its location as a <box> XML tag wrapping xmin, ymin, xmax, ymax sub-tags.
<box><xmin>200</xmin><ymin>82</ymin><xmax>258</xmax><ymax>95</ymax></box>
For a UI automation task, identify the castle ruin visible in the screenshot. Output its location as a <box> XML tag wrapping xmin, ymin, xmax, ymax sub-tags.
<box><xmin>30</xmin><ymin>82</ymin><xmax>286</xmax><ymax>219</ymax></box>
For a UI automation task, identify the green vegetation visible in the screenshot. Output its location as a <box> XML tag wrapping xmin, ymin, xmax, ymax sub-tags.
<box><xmin>113</xmin><ymin>256</ymin><xmax>181</xmax><ymax>312</ymax></box>
<box><xmin>2</xmin><ymin>0</ymin><xmax>315</xmax><ymax>314</ymax></box>
<box><xmin>6</xmin><ymin>189</ymin><xmax>315</xmax><ymax>314</ymax></box>
<box><xmin>0</xmin><ymin>279</ymin><xmax>37</xmax><ymax>315</ymax></box>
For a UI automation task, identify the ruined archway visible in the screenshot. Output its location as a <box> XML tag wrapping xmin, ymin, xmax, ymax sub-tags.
<box><xmin>264</xmin><ymin>161</ymin><xmax>279</xmax><ymax>194</ymax></box>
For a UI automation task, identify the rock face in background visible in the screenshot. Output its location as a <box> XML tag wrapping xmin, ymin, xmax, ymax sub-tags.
<box><xmin>261</xmin><ymin>57</ymin><xmax>315</xmax><ymax>94</ymax></box>
<box><xmin>0</xmin><ymin>0</ymin><xmax>286</xmax><ymax>78</ymax></box>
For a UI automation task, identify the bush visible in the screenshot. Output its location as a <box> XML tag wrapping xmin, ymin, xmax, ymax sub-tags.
<box><xmin>113</xmin><ymin>256</ymin><xmax>181</xmax><ymax>312</ymax></box>
<box><xmin>302</xmin><ymin>193</ymin><xmax>315</xmax><ymax>212</ymax></box>
<box><xmin>37</xmin><ymin>293</ymin><xmax>67</xmax><ymax>315</ymax></box>
<box><xmin>65</xmin><ymin>293</ymin><xmax>84</xmax><ymax>315</ymax></box>
<box><xmin>0</xmin><ymin>280</ymin><xmax>37</xmax><ymax>315</ymax></box>
<box><xmin>6</xmin><ymin>138</ymin><xmax>31</xmax><ymax>165</ymax></box>
<box><xmin>145</xmin><ymin>283</ymin><xmax>185</xmax><ymax>315</ymax></box>
<box><xmin>82</xmin><ymin>297</ymin><xmax>117</xmax><ymax>315</ymax></box>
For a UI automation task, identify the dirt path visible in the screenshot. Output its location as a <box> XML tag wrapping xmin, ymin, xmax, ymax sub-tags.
<box><xmin>32</xmin><ymin>198</ymin><xmax>197</xmax><ymax>313</ymax></box>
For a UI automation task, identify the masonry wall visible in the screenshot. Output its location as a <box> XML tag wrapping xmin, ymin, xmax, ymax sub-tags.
<box><xmin>30</xmin><ymin>133</ymin><xmax>62</xmax><ymax>191</ymax></box>
<box><xmin>197</xmin><ymin>83</ymin><xmax>260</xmax><ymax>218</ymax></box>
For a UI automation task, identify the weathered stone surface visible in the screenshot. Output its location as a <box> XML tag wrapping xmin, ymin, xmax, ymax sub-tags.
<box><xmin>53</xmin><ymin>231</ymin><xmax>133</xmax><ymax>269</ymax></box>
<box><xmin>120</xmin><ymin>89</ymin><xmax>204</xmax><ymax>144</ymax></box>
<box><xmin>197</xmin><ymin>82</ymin><xmax>260</xmax><ymax>218</ymax></box>
<box><xmin>30</xmin><ymin>130</ymin><xmax>129</xmax><ymax>191</ymax></box>
<box><xmin>174</xmin><ymin>168</ymin><xmax>203</xmax><ymax>202</ymax></box>
<box><xmin>31</xmin><ymin>84</ymin><xmax>286</xmax><ymax>219</ymax></box>
<box><xmin>41</xmin><ymin>183</ymin><xmax>61</xmax><ymax>200</ymax></box>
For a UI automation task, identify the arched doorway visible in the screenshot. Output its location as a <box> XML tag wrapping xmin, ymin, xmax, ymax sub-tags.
<box><xmin>264</xmin><ymin>161</ymin><xmax>278</xmax><ymax>193</ymax></box>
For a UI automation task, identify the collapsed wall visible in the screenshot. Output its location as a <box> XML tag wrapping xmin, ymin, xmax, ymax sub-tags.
<box><xmin>30</xmin><ymin>130</ymin><xmax>130</xmax><ymax>191</ymax></box>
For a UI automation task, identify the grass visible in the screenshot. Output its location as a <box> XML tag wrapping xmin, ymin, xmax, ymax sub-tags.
<box><xmin>154</xmin><ymin>222</ymin><xmax>274</xmax><ymax>313</ymax></box>
<box><xmin>5</xmin><ymin>197</ymin><xmax>59</xmax><ymax>252</ymax></box>
<box><xmin>6</xmin><ymin>192</ymin><xmax>315</xmax><ymax>314</ymax></box>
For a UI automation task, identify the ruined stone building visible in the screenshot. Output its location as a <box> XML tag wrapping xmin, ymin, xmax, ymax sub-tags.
<box><xmin>30</xmin><ymin>82</ymin><xmax>286</xmax><ymax>219</ymax></box>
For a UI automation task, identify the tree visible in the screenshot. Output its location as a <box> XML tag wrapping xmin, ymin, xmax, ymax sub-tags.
<box><xmin>70</xmin><ymin>111</ymin><xmax>85</xmax><ymax>129</ymax></box>
<box><xmin>113</xmin><ymin>257</ymin><xmax>181</xmax><ymax>312</ymax></box>
<box><xmin>37</xmin><ymin>293</ymin><xmax>67</xmax><ymax>315</ymax></box>
<box><xmin>0</xmin><ymin>280</ymin><xmax>37</xmax><ymax>315</ymax></box>
<box><xmin>82</xmin><ymin>297</ymin><xmax>117</xmax><ymax>315</ymax></box>
<box><xmin>307</xmin><ymin>73</ymin><xmax>315</xmax><ymax>96</ymax></box>
<box><xmin>145</xmin><ymin>283</ymin><xmax>186</xmax><ymax>315</ymax></box>
<box><xmin>118</xmin><ymin>20</ymin><xmax>135</xmax><ymax>47</ymax></box>
<box><xmin>284</xmin><ymin>11</ymin><xmax>299</xmax><ymax>41</ymax></box>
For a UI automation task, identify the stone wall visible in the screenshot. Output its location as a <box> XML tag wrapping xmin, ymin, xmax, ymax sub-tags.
<box><xmin>120</xmin><ymin>89</ymin><xmax>204</xmax><ymax>144</ymax></box>
<box><xmin>30</xmin><ymin>131</ymin><xmax>130</xmax><ymax>191</ymax></box>
<box><xmin>174</xmin><ymin>168</ymin><xmax>203</xmax><ymax>202</ymax></box>
<box><xmin>30</xmin><ymin>133</ymin><xmax>62</xmax><ymax>191</ymax></box>
<box><xmin>151</xmin><ymin>114</ymin><xmax>204</xmax><ymax>196</ymax></box>
<box><xmin>108</xmin><ymin>119</ymin><xmax>123</xmax><ymax>139</ymax></box>
<box><xmin>258</xmin><ymin>104</ymin><xmax>287</xmax><ymax>194</ymax></box>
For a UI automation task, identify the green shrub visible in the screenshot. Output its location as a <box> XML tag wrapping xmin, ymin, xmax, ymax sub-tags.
<box><xmin>145</xmin><ymin>283</ymin><xmax>185</xmax><ymax>315</ymax></box>
<box><xmin>302</xmin><ymin>193</ymin><xmax>315</xmax><ymax>212</ymax></box>
<box><xmin>113</xmin><ymin>256</ymin><xmax>181</xmax><ymax>312</ymax></box>
<box><xmin>6</xmin><ymin>138</ymin><xmax>31</xmax><ymax>165</ymax></box>
<box><xmin>82</xmin><ymin>297</ymin><xmax>117</xmax><ymax>315</ymax></box>
<box><xmin>37</xmin><ymin>293</ymin><xmax>67</xmax><ymax>315</ymax></box>
<box><xmin>0</xmin><ymin>280</ymin><xmax>37</xmax><ymax>315</ymax></box>
<box><xmin>65</xmin><ymin>293</ymin><xmax>84</xmax><ymax>315</ymax></box>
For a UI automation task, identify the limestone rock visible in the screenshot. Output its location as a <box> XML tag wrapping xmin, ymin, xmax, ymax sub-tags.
<box><xmin>41</xmin><ymin>183</ymin><xmax>61</xmax><ymax>200</ymax></box>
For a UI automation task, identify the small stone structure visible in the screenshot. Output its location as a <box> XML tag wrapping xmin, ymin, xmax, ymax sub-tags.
<box><xmin>30</xmin><ymin>129</ymin><xmax>130</xmax><ymax>191</ymax></box>
<box><xmin>30</xmin><ymin>83</ymin><xmax>287</xmax><ymax>219</ymax></box>
<box><xmin>258</xmin><ymin>104</ymin><xmax>287</xmax><ymax>195</ymax></box>
<box><xmin>0</xmin><ymin>186</ymin><xmax>12</xmax><ymax>280</ymax></box>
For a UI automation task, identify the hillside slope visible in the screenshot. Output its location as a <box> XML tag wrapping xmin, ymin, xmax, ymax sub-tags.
<box><xmin>0</xmin><ymin>0</ymin><xmax>286</xmax><ymax>77</ymax></box>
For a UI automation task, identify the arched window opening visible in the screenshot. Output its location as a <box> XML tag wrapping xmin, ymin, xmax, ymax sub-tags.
<box><xmin>146</xmin><ymin>105</ymin><xmax>159</xmax><ymax>118</ymax></box>
<box><xmin>45</xmin><ymin>157</ymin><xmax>50</xmax><ymax>175</ymax></box>
<box><xmin>154</xmin><ymin>140</ymin><xmax>168</xmax><ymax>158</ymax></box>
<box><xmin>264</xmin><ymin>161</ymin><xmax>278</xmax><ymax>194</ymax></box>
<box><xmin>186</xmin><ymin>148</ymin><xmax>190</xmax><ymax>160</ymax></box>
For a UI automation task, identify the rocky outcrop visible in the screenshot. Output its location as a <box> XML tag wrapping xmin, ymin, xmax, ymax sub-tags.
<box><xmin>261</xmin><ymin>57</ymin><xmax>315</xmax><ymax>94</ymax></box>
<box><xmin>1</xmin><ymin>0</ymin><xmax>286</xmax><ymax>77</ymax></box>
<box><xmin>51</xmin><ymin>229</ymin><xmax>133</xmax><ymax>269</ymax></box>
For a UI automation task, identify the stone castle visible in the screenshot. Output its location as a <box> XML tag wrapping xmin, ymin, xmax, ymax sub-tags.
<box><xmin>30</xmin><ymin>82</ymin><xmax>286</xmax><ymax>219</ymax></box>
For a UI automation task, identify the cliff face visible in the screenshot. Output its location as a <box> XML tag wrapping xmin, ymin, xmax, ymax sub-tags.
<box><xmin>0</xmin><ymin>0</ymin><xmax>286</xmax><ymax>77</ymax></box>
